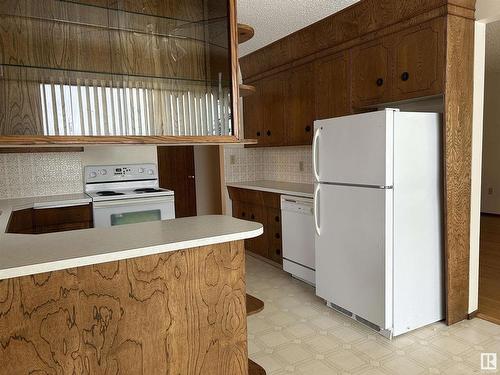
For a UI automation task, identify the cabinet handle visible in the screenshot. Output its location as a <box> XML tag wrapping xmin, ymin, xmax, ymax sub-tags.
<box><xmin>256</xmin><ymin>131</ymin><xmax>261</xmax><ymax>137</ymax></box>
<box><xmin>267</xmin><ymin>130</ymin><xmax>272</xmax><ymax>136</ymax></box>
<box><xmin>305</xmin><ymin>125</ymin><xmax>311</xmax><ymax>132</ymax></box>
<box><xmin>275</xmin><ymin>233</ymin><xmax>280</xmax><ymax>239</ymax></box>
<box><xmin>401</xmin><ymin>72</ymin><xmax>410</xmax><ymax>81</ymax></box>
<box><xmin>376</xmin><ymin>78</ymin><xmax>384</xmax><ymax>87</ymax></box>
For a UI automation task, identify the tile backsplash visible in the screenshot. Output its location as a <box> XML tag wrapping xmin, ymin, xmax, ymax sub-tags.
<box><xmin>0</xmin><ymin>152</ymin><xmax>84</xmax><ymax>199</ymax></box>
<box><xmin>224</xmin><ymin>145</ymin><xmax>313</xmax><ymax>184</ymax></box>
<box><xmin>0</xmin><ymin>146</ymin><xmax>158</xmax><ymax>200</ymax></box>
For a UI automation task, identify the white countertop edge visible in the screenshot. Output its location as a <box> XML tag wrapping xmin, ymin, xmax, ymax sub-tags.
<box><xmin>226</xmin><ymin>182</ymin><xmax>314</xmax><ymax>198</ymax></box>
<box><xmin>33</xmin><ymin>199</ymin><xmax>92</xmax><ymax>209</ymax></box>
<box><xmin>0</xmin><ymin>226</ymin><xmax>263</xmax><ymax>280</ymax></box>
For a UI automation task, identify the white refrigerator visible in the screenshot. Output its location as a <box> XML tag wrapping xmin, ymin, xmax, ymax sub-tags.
<box><xmin>313</xmin><ymin>109</ymin><xmax>444</xmax><ymax>337</ymax></box>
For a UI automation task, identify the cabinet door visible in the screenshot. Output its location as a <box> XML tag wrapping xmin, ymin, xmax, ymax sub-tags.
<box><xmin>261</xmin><ymin>73</ymin><xmax>286</xmax><ymax>146</ymax></box>
<box><xmin>285</xmin><ymin>63</ymin><xmax>315</xmax><ymax>145</ymax></box>
<box><xmin>246</xmin><ymin>204</ymin><xmax>268</xmax><ymax>258</ymax></box>
<box><xmin>267</xmin><ymin>208</ymin><xmax>283</xmax><ymax>264</ymax></box>
<box><xmin>33</xmin><ymin>205</ymin><xmax>93</xmax><ymax>234</ymax></box>
<box><xmin>351</xmin><ymin>40</ymin><xmax>391</xmax><ymax>108</ymax></box>
<box><xmin>392</xmin><ymin>18</ymin><xmax>445</xmax><ymax>100</ymax></box>
<box><xmin>243</xmin><ymin>82</ymin><xmax>263</xmax><ymax>140</ymax></box>
<box><xmin>315</xmin><ymin>51</ymin><xmax>351</xmax><ymax>120</ymax></box>
<box><xmin>244</xmin><ymin>73</ymin><xmax>286</xmax><ymax>147</ymax></box>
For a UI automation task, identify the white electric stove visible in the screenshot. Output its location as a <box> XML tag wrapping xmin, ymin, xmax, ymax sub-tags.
<box><xmin>84</xmin><ymin>164</ymin><xmax>175</xmax><ymax>228</ymax></box>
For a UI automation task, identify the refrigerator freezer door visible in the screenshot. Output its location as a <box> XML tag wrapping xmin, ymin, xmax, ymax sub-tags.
<box><xmin>315</xmin><ymin>183</ymin><xmax>393</xmax><ymax>329</ymax></box>
<box><xmin>313</xmin><ymin>109</ymin><xmax>395</xmax><ymax>186</ymax></box>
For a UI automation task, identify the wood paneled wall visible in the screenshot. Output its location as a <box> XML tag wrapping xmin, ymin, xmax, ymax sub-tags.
<box><xmin>0</xmin><ymin>241</ymin><xmax>248</xmax><ymax>375</ymax></box>
<box><xmin>443</xmin><ymin>14</ymin><xmax>475</xmax><ymax>324</ymax></box>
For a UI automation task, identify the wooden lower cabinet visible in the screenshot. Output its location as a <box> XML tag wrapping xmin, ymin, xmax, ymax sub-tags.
<box><xmin>7</xmin><ymin>204</ymin><xmax>93</xmax><ymax>234</ymax></box>
<box><xmin>228</xmin><ymin>187</ymin><xmax>283</xmax><ymax>264</ymax></box>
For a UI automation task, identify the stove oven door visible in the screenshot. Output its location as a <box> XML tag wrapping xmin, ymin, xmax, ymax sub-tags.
<box><xmin>93</xmin><ymin>196</ymin><xmax>175</xmax><ymax>228</ymax></box>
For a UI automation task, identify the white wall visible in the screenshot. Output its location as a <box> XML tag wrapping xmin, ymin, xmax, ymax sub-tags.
<box><xmin>480</xmin><ymin>71</ymin><xmax>500</xmax><ymax>213</ymax></box>
<box><xmin>193</xmin><ymin>146</ymin><xmax>222</xmax><ymax>215</ymax></box>
<box><xmin>469</xmin><ymin>22</ymin><xmax>487</xmax><ymax>314</ymax></box>
<box><xmin>476</xmin><ymin>0</ymin><xmax>500</xmax><ymax>23</ymax></box>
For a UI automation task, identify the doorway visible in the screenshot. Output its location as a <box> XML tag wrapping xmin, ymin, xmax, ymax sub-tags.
<box><xmin>477</xmin><ymin>20</ymin><xmax>500</xmax><ymax>325</ymax></box>
<box><xmin>157</xmin><ymin>146</ymin><xmax>223</xmax><ymax>218</ymax></box>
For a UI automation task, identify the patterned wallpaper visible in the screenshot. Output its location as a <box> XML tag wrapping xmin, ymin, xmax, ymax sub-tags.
<box><xmin>224</xmin><ymin>145</ymin><xmax>313</xmax><ymax>184</ymax></box>
<box><xmin>0</xmin><ymin>152</ymin><xmax>84</xmax><ymax>199</ymax></box>
<box><xmin>0</xmin><ymin>146</ymin><xmax>158</xmax><ymax>200</ymax></box>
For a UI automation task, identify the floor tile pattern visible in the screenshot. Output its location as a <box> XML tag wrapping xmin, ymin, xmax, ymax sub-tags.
<box><xmin>246</xmin><ymin>255</ymin><xmax>500</xmax><ymax>375</ymax></box>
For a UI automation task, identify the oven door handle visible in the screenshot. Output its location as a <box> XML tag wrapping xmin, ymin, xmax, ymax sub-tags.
<box><xmin>92</xmin><ymin>196</ymin><xmax>174</xmax><ymax>208</ymax></box>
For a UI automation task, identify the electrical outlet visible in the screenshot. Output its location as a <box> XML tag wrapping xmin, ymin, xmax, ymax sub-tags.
<box><xmin>230</xmin><ymin>155</ymin><xmax>236</xmax><ymax>165</ymax></box>
<box><xmin>489</xmin><ymin>187</ymin><xmax>494</xmax><ymax>195</ymax></box>
<box><xmin>299</xmin><ymin>161</ymin><xmax>304</xmax><ymax>172</ymax></box>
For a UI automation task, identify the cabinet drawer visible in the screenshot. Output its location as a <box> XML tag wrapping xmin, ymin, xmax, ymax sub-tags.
<box><xmin>228</xmin><ymin>187</ymin><xmax>263</xmax><ymax>206</ymax></box>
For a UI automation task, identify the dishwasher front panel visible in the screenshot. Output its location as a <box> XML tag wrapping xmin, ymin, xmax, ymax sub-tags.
<box><xmin>281</xmin><ymin>196</ymin><xmax>315</xmax><ymax>285</ymax></box>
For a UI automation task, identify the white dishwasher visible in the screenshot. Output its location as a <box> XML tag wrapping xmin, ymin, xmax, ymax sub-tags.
<box><xmin>281</xmin><ymin>195</ymin><xmax>315</xmax><ymax>285</ymax></box>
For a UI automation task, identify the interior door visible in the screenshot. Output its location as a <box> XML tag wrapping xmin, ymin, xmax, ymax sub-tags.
<box><xmin>315</xmin><ymin>183</ymin><xmax>393</xmax><ymax>329</ymax></box>
<box><xmin>157</xmin><ymin>146</ymin><xmax>197</xmax><ymax>218</ymax></box>
<box><xmin>313</xmin><ymin>110</ymin><xmax>394</xmax><ymax>186</ymax></box>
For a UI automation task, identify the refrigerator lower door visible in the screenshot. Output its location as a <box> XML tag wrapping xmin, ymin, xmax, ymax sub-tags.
<box><xmin>315</xmin><ymin>183</ymin><xmax>393</xmax><ymax>330</ymax></box>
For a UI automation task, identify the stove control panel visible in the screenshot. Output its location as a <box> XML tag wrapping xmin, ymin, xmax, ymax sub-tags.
<box><xmin>85</xmin><ymin>164</ymin><xmax>158</xmax><ymax>183</ymax></box>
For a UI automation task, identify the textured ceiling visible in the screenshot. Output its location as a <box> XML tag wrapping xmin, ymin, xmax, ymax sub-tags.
<box><xmin>237</xmin><ymin>0</ymin><xmax>360</xmax><ymax>56</ymax></box>
<box><xmin>486</xmin><ymin>20</ymin><xmax>500</xmax><ymax>73</ymax></box>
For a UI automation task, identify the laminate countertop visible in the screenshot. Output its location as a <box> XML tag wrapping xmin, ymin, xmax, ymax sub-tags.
<box><xmin>226</xmin><ymin>180</ymin><xmax>314</xmax><ymax>199</ymax></box>
<box><xmin>0</xmin><ymin>195</ymin><xmax>263</xmax><ymax>280</ymax></box>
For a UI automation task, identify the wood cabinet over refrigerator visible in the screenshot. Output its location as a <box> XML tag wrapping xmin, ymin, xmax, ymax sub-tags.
<box><xmin>0</xmin><ymin>0</ymin><xmax>241</xmax><ymax>145</ymax></box>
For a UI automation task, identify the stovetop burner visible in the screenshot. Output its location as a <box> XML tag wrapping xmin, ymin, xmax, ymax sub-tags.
<box><xmin>134</xmin><ymin>188</ymin><xmax>163</xmax><ymax>193</ymax></box>
<box><xmin>97</xmin><ymin>191</ymin><xmax>125</xmax><ymax>196</ymax></box>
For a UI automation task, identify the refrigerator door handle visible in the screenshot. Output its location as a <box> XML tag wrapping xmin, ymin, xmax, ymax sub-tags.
<box><xmin>314</xmin><ymin>184</ymin><xmax>321</xmax><ymax>235</ymax></box>
<box><xmin>313</xmin><ymin>127</ymin><xmax>321</xmax><ymax>182</ymax></box>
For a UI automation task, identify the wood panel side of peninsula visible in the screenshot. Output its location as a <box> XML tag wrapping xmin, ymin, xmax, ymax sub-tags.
<box><xmin>0</xmin><ymin>240</ymin><xmax>248</xmax><ymax>375</ymax></box>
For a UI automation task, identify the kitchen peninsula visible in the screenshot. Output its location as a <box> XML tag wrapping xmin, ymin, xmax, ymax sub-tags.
<box><xmin>0</xmin><ymin>208</ymin><xmax>262</xmax><ymax>374</ymax></box>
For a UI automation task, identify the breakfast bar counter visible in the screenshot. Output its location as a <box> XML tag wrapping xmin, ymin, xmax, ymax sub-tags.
<box><xmin>0</xmin><ymin>215</ymin><xmax>262</xmax><ymax>374</ymax></box>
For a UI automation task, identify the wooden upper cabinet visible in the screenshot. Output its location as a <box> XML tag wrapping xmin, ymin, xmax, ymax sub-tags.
<box><xmin>244</xmin><ymin>72</ymin><xmax>286</xmax><ymax>147</ymax></box>
<box><xmin>243</xmin><ymin>83</ymin><xmax>262</xmax><ymax>140</ymax></box>
<box><xmin>314</xmin><ymin>51</ymin><xmax>351</xmax><ymax>120</ymax></box>
<box><xmin>392</xmin><ymin>18</ymin><xmax>445</xmax><ymax>100</ymax></box>
<box><xmin>261</xmin><ymin>73</ymin><xmax>286</xmax><ymax>146</ymax></box>
<box><xmin>351</xmin><ymin>39</ymin><xmax>391</xmax><ymax>108</ymax></box>
<box><xmin>285</xmin><ymin>63</ymin><xmax>315</xmax><ymax>145</ymax></box>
